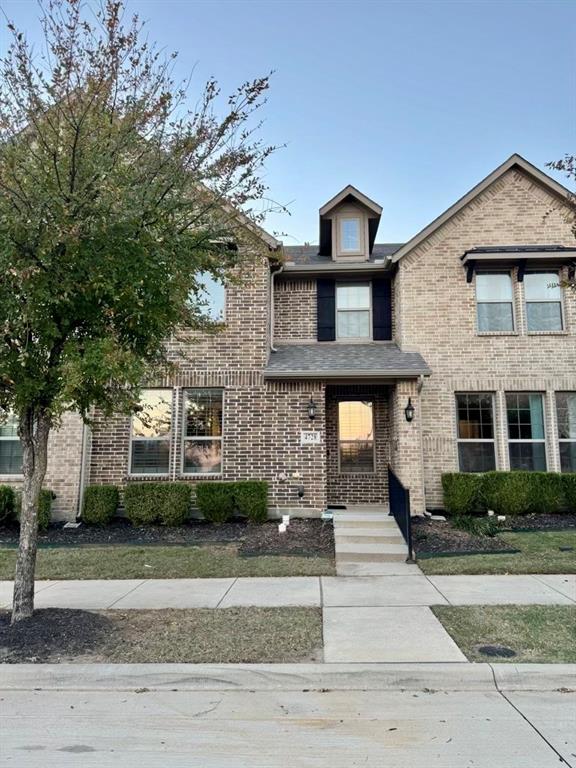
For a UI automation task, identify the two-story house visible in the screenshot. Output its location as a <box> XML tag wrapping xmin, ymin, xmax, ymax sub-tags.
<box><xmin>2</xmin><ymin>153</ymin><xmax>575</xmax><ymax>520</ymax></box>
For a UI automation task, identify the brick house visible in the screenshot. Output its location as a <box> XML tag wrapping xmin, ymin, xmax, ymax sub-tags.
<box><xmin>2</xmin><ymin>154</ymin><xmax>575</xmax><ymax>520</ymax></box>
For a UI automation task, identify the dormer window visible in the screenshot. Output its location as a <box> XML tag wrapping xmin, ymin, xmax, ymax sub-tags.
<box><xmin>340</xmin><ymin>218</ymin><xmax>361</xmax><ymax>253</ymax></box>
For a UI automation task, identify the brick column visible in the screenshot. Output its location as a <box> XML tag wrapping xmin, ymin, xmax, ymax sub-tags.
<box><xmin>389</xmin><ymin>380</ymin><xmax>426</xmax><ymax>515</ymax></box>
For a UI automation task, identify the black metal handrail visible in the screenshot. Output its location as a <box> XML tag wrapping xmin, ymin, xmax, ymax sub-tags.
<box><xmin>388</xmin><ymin>465</ymin><xmax>414</xmax><ymax>561</ymax></box>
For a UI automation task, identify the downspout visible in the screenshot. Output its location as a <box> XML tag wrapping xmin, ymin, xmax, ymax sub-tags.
<box><xmin>269</xmin><ymin>262</ymin><xmax>284</xmax><ymax>352</ymax></box>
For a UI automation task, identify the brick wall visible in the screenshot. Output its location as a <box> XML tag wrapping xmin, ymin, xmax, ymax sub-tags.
<box><xmin>274</xmin><ymin>278</ymin><xmax>316</xmax><ymax>342</ymax></box>
<box><xmin>396</xmin><ymin>168</ymin><xmax>576</xmax><ymax>508</ymax></box>
<box><xmin>325</xmin><ymin>385</ymin><xmax>391</xmax><ymax>506</ymax></box>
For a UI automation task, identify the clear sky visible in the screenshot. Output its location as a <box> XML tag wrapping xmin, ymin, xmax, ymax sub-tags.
<box><xmin>1</xmin><ymin>0</ymin><xmax>574</xmax><ymax>246</ymax></box>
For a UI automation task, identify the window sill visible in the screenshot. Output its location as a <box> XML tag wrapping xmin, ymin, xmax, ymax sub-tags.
<box><xmin>179</xmin><ymin>473</ymin><xmax>223</xmax><ymax>479</ymax></box>
<box><xmin>476</xmin><ymin>331</ymin><xmax>519</xmax><ymax>337</ymax></box>
<box><xmin>526</xmin><ymin>330</ymin><xmax>568</xmax><ymax>336</ymax></box>
<box><xmin>0</xmin><ymin>475</ymin><xmax>23</xmax><ymax>480</ymax></box>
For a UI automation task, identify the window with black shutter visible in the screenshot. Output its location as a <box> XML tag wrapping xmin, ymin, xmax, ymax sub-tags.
<box><xmin>317</xmin><ymin>279</ymin><xmax>336</xmax><ymax>341</ymax></box>
<box><xmin>372</xmin><ymin>278</ymin><xmax>392</xmax><ymax>340</ymax></box>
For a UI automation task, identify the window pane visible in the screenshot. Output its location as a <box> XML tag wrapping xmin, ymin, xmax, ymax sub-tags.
<box><xmin>341</xmin><ymin>219</ymin><xmax>360</xmax><ymax>251</ymax></box>
<box><xmin>196</xmin><ymin>272</ymin><xmax>225</xmax><ymax>321</ymax></box>
<box><xmin>477</xmin><ymin>303</ymin><xmax>514</xmax><ymax>332</ymax></box>
<box><xmin>340</xmin><ymin>442</ymin><xmax>374</xmax><ymax>473</ymax></box>
<box><xmin>131</xmin><ymin>440</ymin><xmax>170</xmax><ymax>474</ymax></box>
<box><xmin>556</xmin><ymin>393</ymin><xmax>576</xmax><ymax>439</ymax></box>
<box><xmin>560</xmin><ymin>443</ymin><xmax>576</xmax><ymax>473</ymax></box>
<box><xmin>456</xmin><ymin>394</ymin><xmax>494</xmax><ymax>440</ymax></box>
<box><xmin>185</xmin><ymin>390</ymin><xmax>223</xmax><ymax>437</ymax></box>
<box><xmin>183</xmin><ymin>440</ymin><xmax>222</xmax><ymax>474</ymax></box>
<box><xmin>509</xmin><ymin>442</ymin><xmax>547</xmax><ymax>471</ymax></box>
<box><xmin>526</xmin><ymin>302</ymin><xmax>562</xmax><ymax>332</ymax></box>
<box><xmin>0</xmin><ymin>440</ymin><xmax>23</xmax><ymax>474</ymax></box>
<box><xmin>458</xmin><ymin>443</ymin><xmax>496</xmax><ymax>473</ymax></box>
<box><xmin>524</xmin><ymin>273</ymin><xmax>561</xmax><ymax>301</ymax></box>
<box><xmin>336</xmin><ymin>284</ymin><xmax>370</xmax><ymax>310</ymax></box>
<box><xmin>506</xmin><ymin>393</ymin><xmax>544</xmax><ymax>440</ymax></box>
<box><xmin>476</xmin><ymin>274</ymin><xmax>513</xmax><ymax>302</ymax></box>
<box><xmin>0</xmin><ymin>412</ymin><xmax>19</xmax><ymax>438</ymax></box>
<box><xmin>132</xmin><ymin>390</ymin><xmax>172</xmax><ymax>439</ymax></box>
<box><xmin>337</xmin><ymin>310</ymin><xmax>370</xmax><ymax>338</ymax></box>
<box><xmin>338</xmin><ymin>401</ymin><xmax>374</xmax><ymax>441</ymax></box>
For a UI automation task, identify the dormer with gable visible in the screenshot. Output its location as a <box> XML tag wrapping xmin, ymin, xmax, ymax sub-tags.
<box><xmin>318</xmin><ymin>185</ymin><xmax>383</xmax><ymax>262</ymax></box>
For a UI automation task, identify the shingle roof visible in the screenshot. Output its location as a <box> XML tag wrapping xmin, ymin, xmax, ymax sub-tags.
<box><xmin>283</xmin><ymin>243</ymin><xmax>403</xmax><ymax>265</ymax></box>
<box><xmin>264</xmin><ymin>343</ymin><xmax>430</xmax><ymax>379</ymax></box>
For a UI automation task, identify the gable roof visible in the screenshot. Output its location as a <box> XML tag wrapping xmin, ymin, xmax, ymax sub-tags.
<box><xmin>319</xmin><ymin>184</ymin><xmax>383</xmax><ymax>217</ymax></box>
<box><xmin>391</xmin><ymin>154</ymin><xmax>574</xmax><ymax>263</ymax></box>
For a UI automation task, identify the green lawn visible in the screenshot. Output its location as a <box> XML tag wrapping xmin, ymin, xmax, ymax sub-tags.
<box><xmin>433</xmin><ymin>605</ymin><xmax>576</xmax><ymax>663</ymax></box>
<box><xmin>418</xmin><ymin>529</ymin><xmax>576</xmax><ymax>575</ymax></box>
<box><xmin>0</xmin><ymin>543</ymin><xmax>335</xmax><ymax>579</ymax></box>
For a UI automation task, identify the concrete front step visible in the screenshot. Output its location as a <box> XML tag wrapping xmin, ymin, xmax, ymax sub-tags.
<box><xmin>336</xmin><ymin>534</ymin><xmax>405</xmax><ymax>546</ymax></box>
<box><xmin>335</xmin><ymin>526</ymin><xmax>404</xmax><ymax>538</ymax></box>
<box><xmin>335</xmin><ymin>513</ymin><xmax>394</xmax><ymax>524</ymax></box>
<box><xmin>336</xmin><ymin>541</ymin><xmax>407</xmax><ymax>556</ymax></box>
<box><xmin>337</xmin><ymin>552</ymin><xmax>407</xmax><ymax>563</ymax></box>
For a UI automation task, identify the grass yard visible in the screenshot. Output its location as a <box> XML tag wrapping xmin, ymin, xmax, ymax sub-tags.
<box><xmin>433</xmin><ymin>605</ymin><xmax>576</xmax><ymax>663</ymax></box>
<box><xmin>418</xmin><ymin>529</ymin><xmax>576</xmax><ymax>575</ymax></box>
<box><xmin>0</xmin><ymin>607</ymin><xmax>323</xmax><ymax>663</ymax></box>
<box><xmin>0</xmin><ymin>543</ymin><xmax>335</xmax><ymax>580</ymax></box>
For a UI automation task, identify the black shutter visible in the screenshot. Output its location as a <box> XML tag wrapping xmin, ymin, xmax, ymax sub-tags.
<box><xmin>317</xmin><ymin>279</ymin><xmax>336</xmax><ymax>341</ymax></box>
<box><xmin>372</xmin><ymin>278</ymin><xmax>392</xmax><ymax>340</ymax></box>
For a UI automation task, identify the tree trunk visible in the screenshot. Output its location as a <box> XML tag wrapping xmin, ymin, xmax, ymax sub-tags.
<box><xmin>11</xmin><ymin>409</ymin><xmax>51</xmax><ymax>624</ymax></box>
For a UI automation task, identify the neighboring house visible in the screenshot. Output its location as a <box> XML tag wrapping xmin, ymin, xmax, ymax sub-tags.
<box><xmin>2</xmin><ymin>154</ymin><xmax>575</xmax><ymax>520</ymax></box>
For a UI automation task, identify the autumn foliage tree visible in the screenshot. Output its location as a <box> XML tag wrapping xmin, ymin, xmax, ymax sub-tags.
<box><xmin>0</xmin><ymin>0</ymin><xmax>278</xmax><ymax>622</ymax></box>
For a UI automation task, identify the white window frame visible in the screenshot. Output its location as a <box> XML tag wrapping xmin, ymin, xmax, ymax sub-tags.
<box><xmin>475</xmin><ymin>271</ymin><xmax>516</xmax><ymax>333</ymax></box>
<box><xmin>505</xmin><ymin>392</ymin><xmax>547</xmax><ymax>471</ymax></box>
<box><xmin>555</xmin><ymin>391</ymin><xmax>576</xmax><ymax>472</ymax></box>
<box><xmin>128</xmin><ymin>388</ymin><xmax>173</xmax><ymax>477</ymax></box>
<box><xmin>337</xmin><ymin>399</ymin><xmax>376</xmax><ymax>475</ymax></box>
<box><xmin>455</xmin><ymin>392</ymin><xmax>497</xmax><ymax>473</ymax></box>
<box><xmin>339</xmin><ymin>216</ymin><xmax>362</xmax><ymax>254</ymax></box>
<box><xmin>181</xmin><ymin>388</ymin><xmax>224</xmax><ymax>477</ymax></box>
<box><xmin>336</xmin><ymin>282</ymin><xmax>372</xmax><ymax>341</ymax></box>
<box><xmin>523</xmin><ymin>271</ymin><xmax>564</xmax><ymax>333</ymax></box>
<box><xmin>195</xmin><ymin>272</ymin><xmax>227</xmax><ymax>323</ymax></box>
<box><xmin>0</xmin><ymin>411</ymin><xmax>22</xmax><ymax>477</ymax></box>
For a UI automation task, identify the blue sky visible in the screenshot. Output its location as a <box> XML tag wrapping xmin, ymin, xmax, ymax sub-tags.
<box><xmin>1</xmin><ymin>0</ymin><xmax>574</xmax><ymax>245</ymax></box>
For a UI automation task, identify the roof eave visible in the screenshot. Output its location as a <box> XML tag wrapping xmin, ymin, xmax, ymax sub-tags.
<box><xmin>263</xmin><ymin>368</ymin><xmax>431</xmax><ymax>380</ymax></box>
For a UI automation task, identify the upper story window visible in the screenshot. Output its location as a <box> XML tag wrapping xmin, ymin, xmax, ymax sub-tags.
<box><xmin>524</xmin><ymin>273</ymin><xmax>562</xmax><ymax>332</ymax></box>
<box><xmin>130</xmin><ymin>389</ymin><xmax>173</xmax><ymax>475</ymax></box>
<box><xmin>476</xmin><ymin>273</ymin><xmax>514</xmax><ymax>332</ymax></box>
<box><xmin>336</xmin><ymin>283</ymin><xmax>371</xmax><ymax>339</ymax></box>
<box><xmin>556</xmin><ymin>392</ymin><xmax>576</xmax><ymax>472</ymax></box>
<box><xmin>193</xmin><ymin>272</ymin><xmax>225</xmax><ymax>322</ymax></box>
<box><xmin>0</xmin><ymin>412</ymin><xmax>22</xmax><ymax>475</ymax></box>
<box><xmin>340</xmin><ymin>218</ymin><xmax>361</xmax><ymax>253</ymax></box>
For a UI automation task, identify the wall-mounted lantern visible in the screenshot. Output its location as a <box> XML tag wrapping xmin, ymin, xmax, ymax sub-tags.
<box><xmin>307</xmin><ymin>397</ymin><xmax>317</xmax><ymax>420</ymax></box>
<box><xmin>404</xmin><ymin>397</ymin><xmax>415</xmax><ymax>423</ymax></box>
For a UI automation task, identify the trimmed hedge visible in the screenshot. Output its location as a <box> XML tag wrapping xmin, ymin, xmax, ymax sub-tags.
<box><xmin>442</xmin><ymin>471</ymin><xmax>576</xmax><ymax>516</ymax></box>
<box><xmin>14</xmin><ymin>489</ymin><xmax>54</xmax><ymax>531</ymax></box>
<box><xmin>0</xmin><ymin>485</ymin><xmax>15</xmax><ymax>523</ymax></box>
<box><xmin>124</xmin><ymin>482</ymin><xmax>192</xmax><ymax>527</ymax></box>
<box><xmin>234</xmin><ymin>481</ymin><xmax>268</xmax><ymax>523</ymax></box>
<box><xmin>195</xmin><ymin>482</ymin><xmax>235</xmax><ymax>524</ymax></box>
<box><xmin>82</xmin><ymin>485</ymin><xmax>119</xmax><ymax>526</ymax></box>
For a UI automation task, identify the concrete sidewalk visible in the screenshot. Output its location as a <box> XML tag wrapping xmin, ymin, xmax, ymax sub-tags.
<box><xmin>1</xmin><ymin>573</ymin><xmax>574</xmax><ymax>609</ymax></box>
<box><xmin>1</xmin><ymin>663</ymin><xmax>575</xmax><ymax>767</ymax></box>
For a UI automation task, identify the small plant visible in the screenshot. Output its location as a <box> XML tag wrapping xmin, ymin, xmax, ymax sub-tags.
<box><xmin>195</xmin><ymin>482</ymin><xmax>235</xmax><ymax>523</ymax></box>
<box><xmin>452</xmin><ymin>514</ymin><xmax>501</xmax><ymax>538</ymax></box>
<box><xmin>0</xmin><ymin>485</ymin><xmax>15</xmax><ymax>524</ymax></box>
<box><xmin>158</xmin><ymin>483</ymin><xmax>191</xmax><ymax>526</ymax></box>
<box><xmin>442</xmin><ymin>473</ymin><xmax>483</xmax><ymax>515</ymax></box>
<box><xmin>234</xmin><ymin>481</ymin><xmax>268</xmax><ymax>523</ymax></box>
<box><xmin>82</xmin><ymin>485</ymin><xmax>119</xmax><ymax>526</ymax></box>
<box><xmin>14</xmin><ymin>489</ymin><xmax>54</xmax><ymax>531</ymax></box>
<box><xmin>123</xmin><ymin>482</ymin><xmax>191</xmax><ymax>526</ymax></box>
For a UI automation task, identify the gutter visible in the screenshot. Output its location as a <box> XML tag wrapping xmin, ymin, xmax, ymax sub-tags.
<box><xmin>281</xmin><ymin>258</ymin><xmax>392</xmax><ymax>276</ymax></box>
<box><xmin>263</xmin><ymin>368</ymin><xmax>431</xmax><ymax>380</ymax></box>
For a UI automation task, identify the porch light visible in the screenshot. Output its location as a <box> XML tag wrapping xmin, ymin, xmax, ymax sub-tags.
<box><xmin>404</xmin><ymin>397</ymin><xmax>415</xmax><ymax>423</ymax></box>
<box><xmin>307</xmin><ymin>397</ymin><xmax>317</xmax><ymax>420</ymax></box>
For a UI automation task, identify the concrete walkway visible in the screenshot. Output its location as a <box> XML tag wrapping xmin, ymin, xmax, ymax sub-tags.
<box><xmin>1</xmin><ymin>663</ymin><xmax>575</xmax><ymax>767</ymax></box>
<box><xmin>2</xmin><ymin>573</ymin><xmax>574</xmax><ymax>663</ymax></box>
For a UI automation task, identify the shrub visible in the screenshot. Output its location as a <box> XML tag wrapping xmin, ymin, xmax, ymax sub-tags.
<box><xmin>82</xmin><ymin>485</ymin><xmax>119</xmax><ymax>526</ymax></box>
<box><xmin>441</xmin><ymin>473</ymin><xmax>483</xmax><ymax>516</ymax></box>
<box><xmin>452</xmin><ymin>514</ymin><xmax>500</xmax><ymax>538</ymax></box>
<box><xmin>14</xmin><ymin>489</ymin><xmax>54</xmax><ymax>531</ymax></box>
<box><xmin>0</xmin><ymin>485</ymin><xmax>15</xmax><ymax>524</ymax></box>
<box><xmin>527</xmin><ymin>472</ymin><xmax>565</xmax><ymax>514</ymax></box>
<box><xmin>124</xmin><ymin>482</ymin><xmax>192</xmax><ymax>526</ymax></box>
<box><xmin>158</xmin><ymin>483</ymin><xmax>191</xmax><ymax>527</ymax></box>
<box><xmin>234</xmin><ymin>480</ymin><xmax>268</xmax><ymax>523</ymax></box>
<box><xmin>480</xmin><ymin>472</ymin><xmax>531</xmax><ymax>516</ymax></box>
<box><xmin>563</xmin><ymin>473</ymin><xmax>576</xmax><ymax>513</ymax></box>
<box><xmin>195</xmin><ymin>482</ymin><xmax>235</xmax><ymax>523</ymax></box>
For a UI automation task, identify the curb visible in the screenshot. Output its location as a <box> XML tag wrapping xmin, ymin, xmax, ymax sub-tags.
<box><xmin>1</xmin><ymin>663</ymin><xmax>574</xmax><ymax>693</ymax></box>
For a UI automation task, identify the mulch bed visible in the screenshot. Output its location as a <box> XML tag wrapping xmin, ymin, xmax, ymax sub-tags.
<box><xmin>0</xmin><ymin>517</ymin><xmax>334</xmax><ymax>558</ymax></box>
<box><xmin>413</xmin><ymin>512</ymin><xmax>576</xmax><ymax>556</ymax></box>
